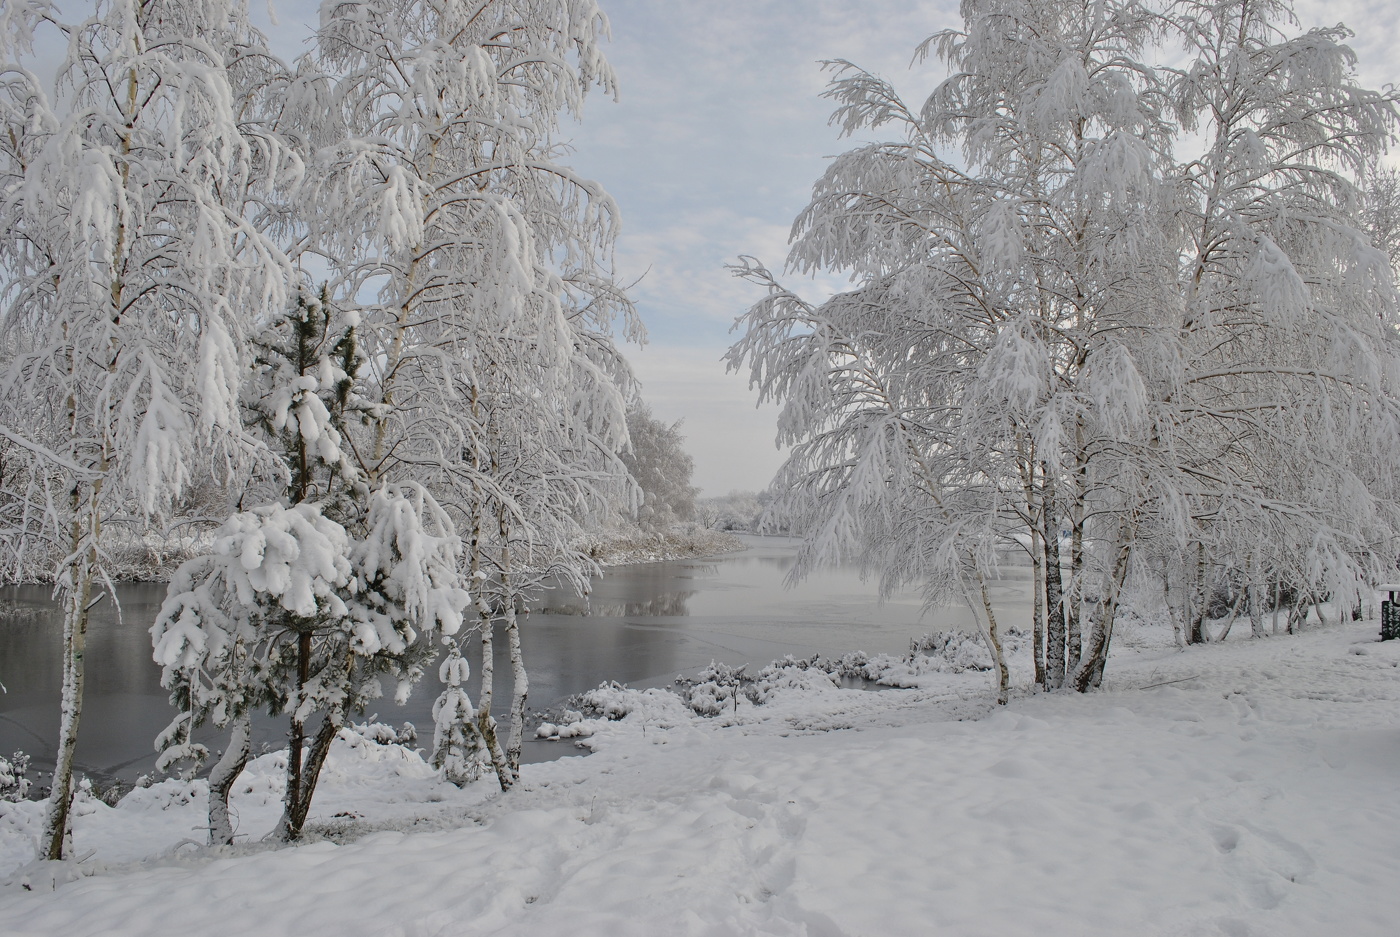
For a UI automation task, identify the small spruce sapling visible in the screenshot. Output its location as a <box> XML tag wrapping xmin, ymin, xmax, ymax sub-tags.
<box><xmin>430</xmin><ymin>643</ymin><xmax>486</xmax><ymax>786</ymax></box>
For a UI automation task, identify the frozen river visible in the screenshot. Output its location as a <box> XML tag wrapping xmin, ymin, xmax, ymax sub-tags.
<box><xmin>0</xmin><ymin>535</ymin><xmax>1031</xmax><ymax>786</ymax></box>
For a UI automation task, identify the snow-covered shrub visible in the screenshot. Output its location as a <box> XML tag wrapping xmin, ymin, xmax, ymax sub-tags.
<box><xmin>576</xmin><ymin>682</ymin><xmax>694</xmax><ymax>729</ymax></box>
<box><xmin>805</xmin><ymin>630</ymin><xmax>1030</xmax><ymax>688</ymax></box>
<box><xmin>534</xmin><ymin>710</ymin><xmax>595</xmax><ymax>740</ymax></box>
<box><xmin>751</xmin><ymin>657</ymin><xmax>841</xmax><ymax>702</ymax></box>
<box><xmin>674</xmin><ymin>662</ymin><xmax>760</xmax><ymax>716</ymax></box>
<box><xmin>430</xmin><ymin>646</ymin><xmax>486</xmax><ymax>786</ymax></box>
<box><xmin>350</xmin><ymin>720</ymin><xmax>419</xmax><ymax>747</ymax></box>
<box><xmin>0</xmin><ymin>752</ymin><xmax>31</xmax><ymax>802</ymax></box>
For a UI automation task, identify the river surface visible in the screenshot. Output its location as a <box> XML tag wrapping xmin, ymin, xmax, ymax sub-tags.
<box><xmin>0</xmin><ymin>536</ymin><xmax>1031</xmax><ymax>787</ymax></box>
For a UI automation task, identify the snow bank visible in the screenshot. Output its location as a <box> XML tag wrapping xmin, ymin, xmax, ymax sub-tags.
<box><xmin>576</xmin><ymin>525</ymin><xmax>745</xmax><ymax>566</ymax></box>
<box><xmin>4</xmin><ymin>620</ymin><xmax>1400</xmax><ymax>936</ymax></box>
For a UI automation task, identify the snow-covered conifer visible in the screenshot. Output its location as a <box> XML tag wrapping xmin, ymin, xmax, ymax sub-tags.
<box><xmin>153</xmin><ymin>291</ymin><xmax>471</xmax><ymax>841</ymax></box>
<box><xmin>430</xmin><ymin>643</ymin><xmax>484</xmax><ymax>786</ymax></box>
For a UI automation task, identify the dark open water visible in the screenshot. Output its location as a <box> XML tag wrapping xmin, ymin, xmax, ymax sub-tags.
<box><xmin>0</xmin><ymin>536</ymin><xmax>1031</xmax><ymax>788</ymax></box>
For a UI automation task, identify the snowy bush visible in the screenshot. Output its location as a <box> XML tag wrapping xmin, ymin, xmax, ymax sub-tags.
<box><xmin>534</xmin><ymin>710</ymin><xmax>595</xmax><ymax>741</ymax></box>
<box><xmin>351</xmin><ymin>721</ymin><xmax>419</xmax><ymax>748</ymax></box>
<box><xmin>430</xmin><ymin>645</ymin><xmax>486</xmax><ymax>786</ymax></box>
<box><xmin>576</xmin><ymin>682</ymin><xmax>694</xmax><ymax>729</ymax></box>
<box><xmin>675</xmin><ymin>662</ymin><xmax>759</xmax><ymax>716</ymax></box>
<box><xmin>0</xmin><ymin>752</ymin><xmax>31</xmax><ymax>803</ymax></box>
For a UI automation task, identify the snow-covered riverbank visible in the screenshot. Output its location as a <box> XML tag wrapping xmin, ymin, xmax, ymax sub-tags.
<box><xmin>575</xmin><ymin>525</ymin><xmax>747</xmax><ymax>566</ymax></box>
<box><xmin>4</xmin><ymin>616</ymin><xmax>1399</xmax><ymax>935</ymax></box>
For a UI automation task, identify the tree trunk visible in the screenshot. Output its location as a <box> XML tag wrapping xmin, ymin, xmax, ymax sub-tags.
<box><xmin>1020</xmin><ymin>458</ymin><xmax>1045</xmax><ymax>690</ymax></box>
<box><xmin>1066</xmin><ymin>514</ymin><xmax>1084</xmax><ymax>672</ymax></box>
<box><xmin>1187</xmin><ymin>541</ymin><xmax>1210</xmax><ymax>644</ymax></box>
<box><xmin>275</xmin><ymin>712</ymin><xmax>340</xmax><ymax>841</ymax></box>
<box><xmin>497</xmin><ymin>510</ymin><xmax>528</xmax><ymax>776</ymax></box>
<box><xmin>475</xmin><ymin>600</ymin><xmax>512</xmax><ymax>792</ymax></box>
<box><xmin>1214</xmin><ymin>588</ymin><xmax>1247</xmax><ymax>642</ymax></box>
<box><xmin>1071</xmin><ymin>522</ymin><xmax>1134</xmax><ymax>692</ymax></box>
<box><xmin>1162</xmin><ymin>563</ymin><xmax>1184</xmax><ymax>647</ymax></box>
<box><xmin>1272</xmin><ymin>581</ymin><xmax>1281</xmax><ymax>635</ymax></box>
<box><xmin>42</xmin><ymin>484</ymin><xmax>99</xmax><ymax>861</ymax></box>
<box><xmin>503</xmin><ymin>600</ymin><xmax>528</xmax><ymax>774</ymax></box>
<box><xmin>975</xmin><ymin>575</ymin><xmax>1010</xmax><ymax>705</ymax></box>
<box><xmin>208</xmin><ymin>713</ymin><xmax>251</xmax><ymax>846</ymax></box>
<box><xmin>1043</xmin><ymin>495</ymin><xmax>1067</xmax><ymax>689</ymax></box>
<box><xmin>1248</xmin><ymin>559</ymin><xmax>1265</xmax><ymax>639</ymax></box>
<box><xmin>1030</xmin><ymin>524</ymin><xmax>1046</xmax><ymax>690</ymax></box>
<box><xmin>282</xmin><ymin>628</ymin><xmax>313</xmax><ymax>832</ymax></box>
<box><xmin>467</xmin><ymin>501</ymin><xmax>512</xmax><ymax>791</ymax></box>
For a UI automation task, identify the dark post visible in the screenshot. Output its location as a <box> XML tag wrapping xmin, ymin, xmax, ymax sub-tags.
<box><xmin>1381</xmin><ymin>585</ymin><xmax>1400</xmax><ymax>641</ymax></box>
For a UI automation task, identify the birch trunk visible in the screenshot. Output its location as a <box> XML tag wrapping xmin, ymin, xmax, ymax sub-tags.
<box><xmin>1066</xmin><ymin>512</ymin><xmax>1084</xmax><ymax>672</ymax></box>
<box><xmin>968</xmin><ymin>573</ymin><xmax>1010</xmax><ymax>705</ymax></box>
<box><xmin>1071</xmin><ymin>522</ymin><xmax>1134</xmax><ymax>692</ymax></box>
<box><xmin>1030</xmin><ymin>524</ymin><xmax>1046</xmax><ymax>690</ymax></box>
<box><xmin>981</xmin><ymin>577</ymin><xmax>1010</xmax><ymax>705</ymax></box>
<box><xmin>496</xmin><ymin>504</ymin><xmax>527</xmax><ymax>778</ymax></box>
<box><xmin>1187</xmin><ymin>540</ymin><xmax>1210</xmax><ymax>644</ymax></box>
<box><xmin>42</xmin><ymin>481</ymin><xmax>100</xmax><ymax>861</ymax></box>
<box><xmin>1022</xmin><ymin>459</ymin><xmax>1045</xmax><ymax>690</ymax></box>
<box><xmin>1162</xmin><ymin>564</ymin><xmax>1184</xmax><ymax>647</ymax></box>
<box><xmin>474</xmin><ymin>584</ymin><xmax>511</xmax><ymax>790</ymax></box>
<box><xmin>1248</xmin><ymin>559</ymin><xmax>1265</xmax><ymax>638</ymax></box>
<box><xmin>1043</xmin><ymin>482</ymin><xmax>1067</xmax><ymax>689</ymax></box>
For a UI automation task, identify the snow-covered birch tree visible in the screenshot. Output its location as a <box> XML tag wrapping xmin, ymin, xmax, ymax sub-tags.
<box><xmin>731</xmin><ymin>0</ymin><xmax>1400</xmax><ymax>696</ymax></box>
<box><xmin>306</xmin><ymin>0</ymin><xmax>639</xmax><ymax>790</ymax></box>
<box><xmin>0</xmin><ymin>0</ymin><xmax>299</xmax><ymax>859</ymax></box>
<box><xmin>731</xmin><ymin>0</ymin><xmax>1174</xmax><ymax>701</ymax></box>
<box><xmin>621</xmin><ymin>401</ymin><xmax>698</xmax><ymax>530</ymax></box>
<box><xmin>1157</xmin><ymin>0</ymin><xmax>1400</xmax><ymax>652</ymax></box>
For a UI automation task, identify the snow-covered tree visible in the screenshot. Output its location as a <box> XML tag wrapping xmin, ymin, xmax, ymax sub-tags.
<box><xmin>731</xmin><ymin>0</ymin><xmax>1400</xmax><ymax>697</ymax></box>
<box><xmin>0</xmin><ymin>0</ymin><xmax>298</xmax><ymax>858</ymax></box>
<box><xmin>430</xmin><ymin>643</ymin><xmax>483</xmax><ymax>786</ymax></box>
<box><xmin>305</xmin><ymin>0</ymin><xmax>639</xmax><ymax>790</ymax></box>
<box><xmin>621</xmin><ymin>401</ymin><xmax>697</xmax><ymax>530</ymax></box>
<box><xmin>152</xmin><ymin>290</ymin><xmax>471</xmax><ymax>842</ymax></box>
<box><xmin>1156</xmin><ymin>0</ymin><xmax>1400</xmax><ymax>656</ymax></box>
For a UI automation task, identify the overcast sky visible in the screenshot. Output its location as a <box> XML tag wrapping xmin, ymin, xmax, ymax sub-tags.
<box><xmin>558</xmin><ymin>0</ymin><xmax>1400</xmax><ymax>496</ymax></box>
<box><xmin>243</xmin><ymin>0</ymin><xmax>1400</xmax><ymax>495</ymax></box>
<box><xmin>53</xmin><ymin>0</ymin><xmax>1400</xmax><ymax>496</ymax></box>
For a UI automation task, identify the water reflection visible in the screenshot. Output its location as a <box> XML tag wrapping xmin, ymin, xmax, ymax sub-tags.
<box><xmin>540</xmin><ymin>592</ymin><xmax>699</xmax><ymax>618</ymax></box>
<box><xmin>0</xmin><ymin>536</ymin><xmax>1032</xmax><ymax>787</ymax></box>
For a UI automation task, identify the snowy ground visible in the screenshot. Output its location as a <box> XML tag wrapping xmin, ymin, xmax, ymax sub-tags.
<box><xmin>3</xmin><ymin>616</ymin><xmax>1399</xmax><ymax>936</ymax></box>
